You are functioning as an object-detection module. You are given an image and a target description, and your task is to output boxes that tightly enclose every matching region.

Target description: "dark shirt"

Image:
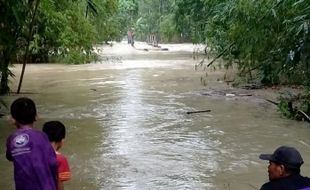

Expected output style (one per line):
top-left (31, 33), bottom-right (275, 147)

top-left (260, 174), bottom-right (310, 190)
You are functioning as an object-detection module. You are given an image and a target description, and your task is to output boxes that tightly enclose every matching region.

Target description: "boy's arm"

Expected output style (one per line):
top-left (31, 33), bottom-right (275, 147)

top-left (6, 137), bottom-right (13, 161)
top-left (58, 154), bottom-right (71, 181)
top-left (58, 180), bottom-right (64, 190)
top-left (6, 149), bottom-right (13, 161)
top-left (57, 154), bottom-right (71, 190)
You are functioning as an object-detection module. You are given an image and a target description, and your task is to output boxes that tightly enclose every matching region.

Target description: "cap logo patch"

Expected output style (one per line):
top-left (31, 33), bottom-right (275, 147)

top-left (14, 134), bottom-right (29, 148)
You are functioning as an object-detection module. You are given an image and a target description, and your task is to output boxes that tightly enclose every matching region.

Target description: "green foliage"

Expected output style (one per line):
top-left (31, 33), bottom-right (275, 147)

top-left (135, 17), bottom-right (149, 40)
top-left (174, 0), bottom-right (310, 87)
top-left (0, 0), bottom-right (35, 94)
top-left (174, 0), bottom-right (207, 43)
top-left (37, 0), bottom-right (99, 62)
top-left (6, 0), bottom-right (123, 65)
top-left (172, 0), bottom-right (310, 121)
top-left (86, 0), bottom-right (98, 17)
top-left (159, 14), bottom-right (178, 42)
top-left (0, 97), bottom-right (7, 117)
top-left (117, 0), bottom-right (139, 32)
top-left (61, 49), bottom-right (99, 64)
top-left (90, 0), bottom-right (122, 42)
top-left (134, 0), bottom-right (178, 42)
top-left (0, 0), bottom-right (123, 94)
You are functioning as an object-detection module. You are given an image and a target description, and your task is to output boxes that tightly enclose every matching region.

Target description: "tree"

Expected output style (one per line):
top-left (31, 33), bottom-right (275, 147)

top-left (1, 0), bottom-right (123, 94)
top-left (17, 0), bottom-right (41, 94)
top-left (133, 0), bottom-right (194, 43)
top-left (173, 0), bottom-right (310, 120)
top-left (0, 0), bottom-right (31, 94)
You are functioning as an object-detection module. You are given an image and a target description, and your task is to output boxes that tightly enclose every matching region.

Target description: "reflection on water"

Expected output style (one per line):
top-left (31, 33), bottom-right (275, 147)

top-left (0, 43), bottom-right (310, 190)
top-left (90, 69), bottom-right (221, 189)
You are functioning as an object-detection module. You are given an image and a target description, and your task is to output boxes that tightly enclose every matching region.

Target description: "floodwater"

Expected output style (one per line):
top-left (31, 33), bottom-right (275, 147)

top-left (0, 42), bottom-right (310, 190)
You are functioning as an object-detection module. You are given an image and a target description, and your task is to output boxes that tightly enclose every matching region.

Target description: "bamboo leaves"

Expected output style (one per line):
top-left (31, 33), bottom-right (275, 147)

top-left (175, 0), bottom-right (310, 86)
top-left (86, 0), bottom-right (97, 18)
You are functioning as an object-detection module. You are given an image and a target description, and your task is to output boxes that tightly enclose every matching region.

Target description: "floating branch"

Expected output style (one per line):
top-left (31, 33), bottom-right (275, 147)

top-left (186, 110), bottom-right (211, 114)
top-left (265, 99), bottom-right (279, 105)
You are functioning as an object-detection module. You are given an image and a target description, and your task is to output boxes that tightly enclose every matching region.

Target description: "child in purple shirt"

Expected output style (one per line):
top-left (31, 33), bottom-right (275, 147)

top-left (6, 97), bottom-right (58, 190)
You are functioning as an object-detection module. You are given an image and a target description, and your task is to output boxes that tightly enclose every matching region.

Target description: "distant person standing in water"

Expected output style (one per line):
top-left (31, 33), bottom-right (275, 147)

top-left (131, 30), bottom-right (135, 47)
top-left (259, 146), bottom-right (310, 190)
top-left (43, 121), bottom-right (71, 190)
top-left (6, 97), bottom-right (57, 190)
top-left (127, 30), bottom-right (132, 44)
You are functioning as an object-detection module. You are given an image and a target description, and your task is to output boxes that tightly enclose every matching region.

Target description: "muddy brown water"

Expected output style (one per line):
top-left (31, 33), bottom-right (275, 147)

top-left (0, 42), bottom-right (310, 190)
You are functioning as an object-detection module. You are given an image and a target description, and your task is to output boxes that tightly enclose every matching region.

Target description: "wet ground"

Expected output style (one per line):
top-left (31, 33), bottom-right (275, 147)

top-left (0, 41), bottom-right (310, 190)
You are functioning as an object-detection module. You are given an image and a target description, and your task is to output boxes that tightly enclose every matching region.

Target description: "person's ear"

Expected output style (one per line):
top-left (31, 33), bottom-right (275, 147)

top-left (55, 141), bottom-right (62, 151)
top-left (58, 139), bottom-right (65, 149)
top-left (279, 164), bottom-right (286, 176)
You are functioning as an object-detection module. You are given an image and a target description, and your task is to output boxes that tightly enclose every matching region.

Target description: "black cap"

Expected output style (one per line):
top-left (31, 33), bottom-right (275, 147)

top-left (259, 146), bottom-right (304, 169)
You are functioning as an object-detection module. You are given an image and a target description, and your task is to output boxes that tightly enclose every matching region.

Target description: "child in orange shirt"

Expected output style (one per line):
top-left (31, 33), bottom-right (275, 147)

top-left (43, 121), bottom-right (71, 190)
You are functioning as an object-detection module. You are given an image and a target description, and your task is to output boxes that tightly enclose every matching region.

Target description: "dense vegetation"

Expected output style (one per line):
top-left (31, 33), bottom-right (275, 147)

top-left (171, 0), bottom-right (310, 121)
top-left (135, 0), bottom-right (310, 121)
top-left (1, 0), bottom-right (310, 120)
top-left (0, 0), bottom-right (137, 94)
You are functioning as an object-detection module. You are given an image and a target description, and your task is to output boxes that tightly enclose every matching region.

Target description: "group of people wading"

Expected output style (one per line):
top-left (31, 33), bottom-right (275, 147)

top-left (127, 29), bottom-right (159, 48)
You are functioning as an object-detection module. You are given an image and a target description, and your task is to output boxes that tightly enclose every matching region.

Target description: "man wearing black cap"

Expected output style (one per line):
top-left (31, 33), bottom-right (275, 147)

top-left (259, 146), bottom-right (310, 190)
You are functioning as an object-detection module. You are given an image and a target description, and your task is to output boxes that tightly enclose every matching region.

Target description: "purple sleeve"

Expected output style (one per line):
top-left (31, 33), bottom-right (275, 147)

top-left (43, 134), bottom-right (58, 183)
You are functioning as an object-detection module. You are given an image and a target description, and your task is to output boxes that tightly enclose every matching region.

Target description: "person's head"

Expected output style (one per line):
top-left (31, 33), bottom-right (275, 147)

top-left (43, 121), bottom-right (66, 150)
top-left (259, 146), bottom-right (304, 181)
top-left (10, 97), bottom-right (37, 127)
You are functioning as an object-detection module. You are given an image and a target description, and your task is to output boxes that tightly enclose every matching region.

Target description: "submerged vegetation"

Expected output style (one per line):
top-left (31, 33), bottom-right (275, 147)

top-left (278, 89), bottom-right (310, 122)
top-left (172, 0), bottom-right (310, 121)
top-left (0, 0), bottom-right (309, 120)
top-left (136, 0), bottom-right (310, 121)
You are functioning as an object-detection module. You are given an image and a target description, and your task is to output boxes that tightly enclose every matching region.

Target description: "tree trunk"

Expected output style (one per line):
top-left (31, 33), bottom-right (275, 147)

top-left (17, 0), bottom-right (41, 94)
top-left (0, 49), bottom-right (11, 95)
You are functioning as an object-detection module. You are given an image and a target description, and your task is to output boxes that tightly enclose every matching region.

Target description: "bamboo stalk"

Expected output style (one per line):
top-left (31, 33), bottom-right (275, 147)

top-left (298, 110), bottom-right (310, 122)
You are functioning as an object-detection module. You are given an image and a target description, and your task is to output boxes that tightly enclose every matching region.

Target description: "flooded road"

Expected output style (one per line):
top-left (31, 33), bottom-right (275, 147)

top-left (0, 42), bottom-right (310, 190)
